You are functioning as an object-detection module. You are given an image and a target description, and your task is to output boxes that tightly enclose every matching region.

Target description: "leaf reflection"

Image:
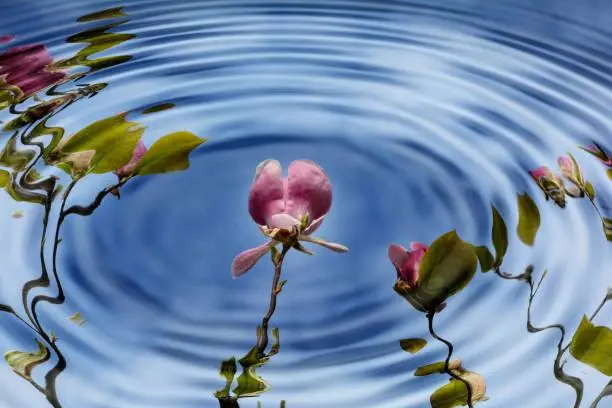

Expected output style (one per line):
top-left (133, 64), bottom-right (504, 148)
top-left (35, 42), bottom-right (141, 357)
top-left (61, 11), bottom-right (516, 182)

top-left (0, 6), bottom-right (199, 408)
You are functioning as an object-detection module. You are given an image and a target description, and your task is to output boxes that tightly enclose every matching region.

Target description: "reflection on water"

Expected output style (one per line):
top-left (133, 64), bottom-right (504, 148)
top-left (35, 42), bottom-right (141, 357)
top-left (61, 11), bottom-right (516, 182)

top-left (0, 6), bottom-right (204, 408)
top-left (0, 1), bottom-right (611, 408)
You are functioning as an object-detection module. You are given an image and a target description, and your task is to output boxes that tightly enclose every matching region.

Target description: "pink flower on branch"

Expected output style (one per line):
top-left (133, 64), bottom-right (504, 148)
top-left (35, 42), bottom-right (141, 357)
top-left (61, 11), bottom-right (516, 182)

top-left (581, 142), bottom-right (612, 167)
top-left (0, 43), bottom-right (66, 99)
top-left (115, 139), bottom-right (147, 178)
top-left (388, 242), bottom-right (428, 289)
top-left (232, 159), bottom-right (348, 278)
top-left (529, 165), bottom-right (567, 208)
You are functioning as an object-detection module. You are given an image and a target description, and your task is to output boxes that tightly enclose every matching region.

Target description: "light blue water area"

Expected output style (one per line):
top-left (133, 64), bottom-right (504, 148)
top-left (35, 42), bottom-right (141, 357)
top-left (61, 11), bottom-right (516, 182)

top-left (0, 1), bottom-right (611, 407)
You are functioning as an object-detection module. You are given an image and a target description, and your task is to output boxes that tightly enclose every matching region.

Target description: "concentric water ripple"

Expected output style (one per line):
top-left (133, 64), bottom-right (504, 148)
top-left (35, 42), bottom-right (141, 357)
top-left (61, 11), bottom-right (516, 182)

top-left (0, 1), bottom-right (611, 407)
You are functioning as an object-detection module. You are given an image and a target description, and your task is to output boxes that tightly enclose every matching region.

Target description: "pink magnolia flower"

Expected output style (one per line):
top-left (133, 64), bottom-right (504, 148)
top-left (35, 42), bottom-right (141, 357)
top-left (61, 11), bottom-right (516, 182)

top-left (529, 166), bottom-right (555, 183)
top-left (389, 241), bottom-right (446, 313)
top-left (558, 155), bottom-right (584, 186)
top-left (388, 242), bottom-right (427, 288)
top-left (529, 165), bottom-right (566, 208)
top-left (115, 139), bottom-right (147, 178)
top-left (0, 43), bottom-right (66, 99)
top-left (231, 159), bottom-right (348, 278)
top-left (581, 142), bottom-right (612, 167)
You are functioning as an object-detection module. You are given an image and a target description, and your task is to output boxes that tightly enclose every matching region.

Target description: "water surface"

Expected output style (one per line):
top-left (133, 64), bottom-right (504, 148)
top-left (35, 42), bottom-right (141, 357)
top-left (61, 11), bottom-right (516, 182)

top-left (0, 1), bottom-right (611, 407)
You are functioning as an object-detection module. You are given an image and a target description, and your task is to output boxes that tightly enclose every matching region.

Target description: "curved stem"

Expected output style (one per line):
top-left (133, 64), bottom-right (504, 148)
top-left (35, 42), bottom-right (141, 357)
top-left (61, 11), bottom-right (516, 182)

top-left (591, 379), bottom-right (612, 408)
top-left (29, 179), bottom-right (78, 331)
top-left (63, 177), bottom-right (130, 217)
top-left (26, 180), bottom-right (78, 408)
top-left (495, 268), bottom-right (583, 406)
top-left (426, 311), bottom-right (474, 408)
top-left (257, 245), bottom-right (290, 353)
top-left (523, 274), bottom-right (583, 407)
top-left (587, 196), bottom-right (604, 221)
top-left (21, 191), bottom-right (54, 333)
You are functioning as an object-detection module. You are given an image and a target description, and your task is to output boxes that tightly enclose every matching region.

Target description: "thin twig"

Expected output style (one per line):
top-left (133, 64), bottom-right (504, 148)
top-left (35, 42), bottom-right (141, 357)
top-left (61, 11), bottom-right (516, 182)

top-left (426, 311), bottom-right (474, 408)
top-left (257, 245), bottom-right (290, 353)
top-left (591, 379), bottom-right (612, 408)
top-left (29, 179), bottom-right (78, 331)
top-left (63, 177), bottom-right (130, 217)
top-left (525, 275), bottom-right (584, 408)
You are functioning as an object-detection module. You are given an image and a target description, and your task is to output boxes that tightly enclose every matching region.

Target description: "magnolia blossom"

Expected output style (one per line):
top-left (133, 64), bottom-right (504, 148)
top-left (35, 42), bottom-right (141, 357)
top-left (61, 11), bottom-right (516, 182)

top-left (558, 156), bottom-right (576, 180)
top-left (115, 139), bottom-right (147, 178)
top-left (0, 44), bottom-right (66, 99)
top-left (388, 242), bottom-right (427, 288)
top-left (232, 159), bottom-right (347, 278)
top-left (389, 241), bottom-right (446, 313)
top-left (529, 165), bottom-right (566, 208)
top-left (50, 137), bottom-right (147, 179)
top-left (581, 143), bottom-right (612, 167)
top-left (558, 155), bottom-right (587, 199)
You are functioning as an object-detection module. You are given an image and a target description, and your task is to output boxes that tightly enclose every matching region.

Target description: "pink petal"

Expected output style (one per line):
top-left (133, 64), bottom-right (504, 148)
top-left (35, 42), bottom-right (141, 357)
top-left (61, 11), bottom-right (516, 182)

top-left (410, 242), bottom-right (428, 251)
top-left (231, 241), bottom-right (275, 278)
top-left (388, 244), bottom-right (409, 272)
top-left (15, 70), bottom-right (66, 96)
top-left (302, 215), bottom-right (325, 235)
top-left (268, 213), bottom-right (300, 229)
top-left (299, 235), bottom-right (348, 253)
top-left (286, 160), bottom-right (332, 222)
top-left (248, 159), bottom-right (285, 226)
top-left (116, 139), bottom-right (147, 177)
top-left (401, 247), bottom-right (426, 284)
top-left (0, 44), bottom-right (65, 97)
top-left (557, 156), bottom-right (573, 175)
top-left (583, 144), bottom-right (612, 166)
top-left (529, 166), bottom-right (551, 181)
top-left (0, 35), bottom-right (14, 44)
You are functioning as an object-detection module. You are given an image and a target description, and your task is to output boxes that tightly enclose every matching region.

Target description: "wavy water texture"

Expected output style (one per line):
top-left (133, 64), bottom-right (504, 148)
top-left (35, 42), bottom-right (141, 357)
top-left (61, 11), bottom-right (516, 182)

top-left (0, 1), bottom-right (612, 407)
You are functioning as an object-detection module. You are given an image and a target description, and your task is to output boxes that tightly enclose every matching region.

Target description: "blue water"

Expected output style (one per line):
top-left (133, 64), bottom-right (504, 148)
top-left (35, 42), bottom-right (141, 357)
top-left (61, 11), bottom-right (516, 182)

top-left (0, 1), bottom-right (611, 407)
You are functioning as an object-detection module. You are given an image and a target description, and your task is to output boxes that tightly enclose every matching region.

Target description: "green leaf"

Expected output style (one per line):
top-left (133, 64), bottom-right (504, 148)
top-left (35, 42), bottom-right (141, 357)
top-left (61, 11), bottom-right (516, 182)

top-left (69, 312), bottom-right (87, 327)
top-left (58, 113), bottom-right (144, 174)
top-left (214, 357), bottom-right (237, 399)
top-left (569, 315), bottom-right (612, 376)
top-left (584, 181), bottom-right (596, 201)
top-left (220, 357), bottom-right (237, 381)
top-left (275, 280), bottom-right (287, 295)
top-left (475, 246), bottom-right (494, 273)
top-left (134, 131), bottom-right (205, 175)
top-left (24, 168), bottom-right (41, 183)
top-left (77, 6), bottom-right (127, 22)
top-left (142, 103), bottom-right (175, 115)
top-left (0, 135), bottom-right (36, 172)
top-left (410, 231), bottom-right (478, 311)
top-left (2, 99), bottom-right (64, 132)
top-left (603, 218), bottom-right (612, 242)
top-left (491, 206), bottom-right (508, 267)
top-left (54, 21), bottom-right (136, 73)
top-left (0, 169), bottom-right (10, 188)
top-left (516, 193), bottom-right (541, 246)
top-left (233, 358), bottom-right (270, 398)
top-left (269, 327), bottom-right (280, 357)
top-left (4, 339), bottom-right (50, 380)
top-left (568, 153), bottom-right (584, 185)
top-left (415, 359), bottom-right (462, 376)
top-left (430, 370), bottom-right (488, 408)
top-left (399, 338), bottom-right (427, 354)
